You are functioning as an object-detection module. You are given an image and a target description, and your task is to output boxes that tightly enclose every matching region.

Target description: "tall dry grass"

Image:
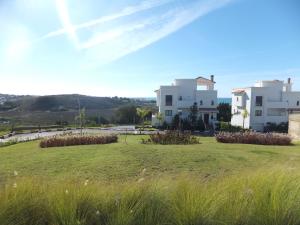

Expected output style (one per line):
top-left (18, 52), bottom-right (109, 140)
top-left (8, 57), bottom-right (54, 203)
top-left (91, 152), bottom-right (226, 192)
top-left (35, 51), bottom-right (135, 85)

top-left (1, 169), bottom-right (300, 225)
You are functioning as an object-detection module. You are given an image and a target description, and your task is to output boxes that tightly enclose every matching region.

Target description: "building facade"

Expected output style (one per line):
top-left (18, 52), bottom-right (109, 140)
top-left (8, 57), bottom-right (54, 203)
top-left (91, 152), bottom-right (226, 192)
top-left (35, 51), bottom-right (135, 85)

top-left (152, 76), bottom-right (218, 127)
top-left (231, 78), bottom-right (300, 131)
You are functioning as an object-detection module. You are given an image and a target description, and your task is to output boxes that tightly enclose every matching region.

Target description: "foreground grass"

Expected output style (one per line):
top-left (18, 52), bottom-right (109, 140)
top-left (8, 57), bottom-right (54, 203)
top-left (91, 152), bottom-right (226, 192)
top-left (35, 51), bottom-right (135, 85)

top-left (1, 169), bottom-right (300, 225)
top-left (0, 135), bottom-right (300, 183)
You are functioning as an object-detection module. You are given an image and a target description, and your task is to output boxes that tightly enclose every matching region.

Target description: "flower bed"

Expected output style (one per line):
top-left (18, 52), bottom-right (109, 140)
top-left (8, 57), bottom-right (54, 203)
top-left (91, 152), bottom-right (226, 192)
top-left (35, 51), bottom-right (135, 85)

top-left (216, 131), bottom-right (291, 145)
top-left (40, 134), bottom-right (118, 148)
top-left (143, 131), bottom-right (200, 145)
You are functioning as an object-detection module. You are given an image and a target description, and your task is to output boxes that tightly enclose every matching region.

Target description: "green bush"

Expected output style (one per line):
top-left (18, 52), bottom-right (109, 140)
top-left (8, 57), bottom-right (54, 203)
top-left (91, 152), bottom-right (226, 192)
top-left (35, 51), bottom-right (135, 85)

top-left (217, 121), bottom-right (245, 132)
top-left (1, 169), bottom-right (300, 225)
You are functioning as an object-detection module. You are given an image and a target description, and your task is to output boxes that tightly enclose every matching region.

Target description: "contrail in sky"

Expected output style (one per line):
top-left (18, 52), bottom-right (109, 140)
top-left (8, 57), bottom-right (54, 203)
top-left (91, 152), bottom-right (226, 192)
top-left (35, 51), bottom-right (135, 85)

top-left (40, 0), bottom-right (174, 40)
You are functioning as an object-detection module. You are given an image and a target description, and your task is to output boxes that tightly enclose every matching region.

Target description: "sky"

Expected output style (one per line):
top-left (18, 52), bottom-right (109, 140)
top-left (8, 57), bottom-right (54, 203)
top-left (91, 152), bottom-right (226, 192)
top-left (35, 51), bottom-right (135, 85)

top-left (0, 0), bottom-right (299, 97)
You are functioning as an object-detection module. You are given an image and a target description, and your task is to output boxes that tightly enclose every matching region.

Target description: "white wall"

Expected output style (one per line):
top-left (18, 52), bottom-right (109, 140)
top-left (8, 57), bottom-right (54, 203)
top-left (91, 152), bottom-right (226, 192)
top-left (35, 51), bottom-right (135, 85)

top-left (283, 92), bottom-right (300, 109)
top-left (196, 90), bottom-right (217, 108)
top-left (159, 86), bottom-right (179, 123)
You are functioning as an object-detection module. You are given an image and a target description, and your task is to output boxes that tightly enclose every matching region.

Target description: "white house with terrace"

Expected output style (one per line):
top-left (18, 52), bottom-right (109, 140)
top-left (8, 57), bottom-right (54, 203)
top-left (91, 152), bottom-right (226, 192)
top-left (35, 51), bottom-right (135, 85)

top-left (231, 78), bottom-right (300, 131)
top-left (152, 76), bottom-right (218, 127)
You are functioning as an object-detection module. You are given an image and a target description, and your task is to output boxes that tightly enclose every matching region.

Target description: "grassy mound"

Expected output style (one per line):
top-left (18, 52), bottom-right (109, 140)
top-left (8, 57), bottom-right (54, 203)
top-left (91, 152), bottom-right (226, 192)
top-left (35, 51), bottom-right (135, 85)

top-left (1, 169), bottom-right (300, 225)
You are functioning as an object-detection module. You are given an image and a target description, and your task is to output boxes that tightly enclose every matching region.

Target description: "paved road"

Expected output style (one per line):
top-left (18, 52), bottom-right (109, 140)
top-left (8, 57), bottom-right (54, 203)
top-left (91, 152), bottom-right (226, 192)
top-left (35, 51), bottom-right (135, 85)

top-left (0, 126), bottom-right (157, 143)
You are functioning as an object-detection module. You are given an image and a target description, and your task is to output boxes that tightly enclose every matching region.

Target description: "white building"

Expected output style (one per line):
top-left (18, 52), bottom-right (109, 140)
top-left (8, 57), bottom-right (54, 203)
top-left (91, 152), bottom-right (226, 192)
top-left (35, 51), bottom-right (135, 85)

top-left (152, 76), bottom-right (218, 127)
top-left (231, 78), bottom-right (300, 131)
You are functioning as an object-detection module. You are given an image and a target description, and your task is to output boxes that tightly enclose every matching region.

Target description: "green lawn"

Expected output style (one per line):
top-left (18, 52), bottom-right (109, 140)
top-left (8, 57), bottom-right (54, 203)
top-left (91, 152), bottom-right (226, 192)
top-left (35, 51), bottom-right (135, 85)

top-left (0, 135), bottom-right (299, 183)
top-left (2, 135), bottom-right (300, 225)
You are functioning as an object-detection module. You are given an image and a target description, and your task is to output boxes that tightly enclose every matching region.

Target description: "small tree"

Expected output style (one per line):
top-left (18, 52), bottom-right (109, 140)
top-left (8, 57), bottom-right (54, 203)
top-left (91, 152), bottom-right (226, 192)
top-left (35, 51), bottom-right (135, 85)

top-left (217, 103), bottom-right (232, 123)
top-left (171, 114), bottom-right (180, 130)
top-left (75, 108), bottom-right (86, 135)
top-left (188, 102), bottom-right (198, 131)
top-left (196, 118), bottom-right (205, 131)
top-left (242, 109), bottom-right (249, 129)
top-left (156, 112), bottom-right (164, 127)
top-left (137, 107), bottom-right (150, 132)
top-left (115, 105), bottom-right (137, 124)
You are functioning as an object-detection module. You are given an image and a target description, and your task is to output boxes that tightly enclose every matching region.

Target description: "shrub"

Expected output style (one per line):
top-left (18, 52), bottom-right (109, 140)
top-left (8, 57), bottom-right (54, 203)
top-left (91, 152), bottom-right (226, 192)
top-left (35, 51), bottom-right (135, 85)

top-left (216, 131), bottom-right (291, 145)
top-left (216, 121), bottom-right (245, 132)
top-left (196, 118), bottom-right (205, 131)
top-left (143, 131), bottom-right (200, 145)
top-left (264, 122), bottom-right (288, 133)
top-left (40, 134), bottom-right (118, 148)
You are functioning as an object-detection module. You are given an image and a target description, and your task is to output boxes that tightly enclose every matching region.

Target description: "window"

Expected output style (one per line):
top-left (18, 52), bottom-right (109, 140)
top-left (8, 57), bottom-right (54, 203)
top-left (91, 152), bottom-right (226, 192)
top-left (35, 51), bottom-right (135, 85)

top-left (211, 100), bottom-right (215, 106)
top-left (255, 110), bottom-right (262, 116)
top-left (178, 96), bottom-right (182, 101)
top-left (200, 100), bottom-right (203, 105)
top-left (211, 114), bottom-right (214, 119)
top-left (165, 95), bottom-right (172, 106)
top-left (236, 97), bottom-right (239, 102)
top-left (297, 101), bottom-right (299, 106)
top-left (255, 96), bottom-right (263, 106)
top-left (165, 110), bottom-right (172, 117)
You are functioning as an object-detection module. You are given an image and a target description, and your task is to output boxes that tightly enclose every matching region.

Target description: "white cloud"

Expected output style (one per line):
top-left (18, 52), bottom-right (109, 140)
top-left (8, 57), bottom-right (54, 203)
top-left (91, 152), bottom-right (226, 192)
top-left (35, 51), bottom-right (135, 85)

top-left (38, 0), bottom-right (234, 66)
top-left (81, 0), bottom-right (235, 66)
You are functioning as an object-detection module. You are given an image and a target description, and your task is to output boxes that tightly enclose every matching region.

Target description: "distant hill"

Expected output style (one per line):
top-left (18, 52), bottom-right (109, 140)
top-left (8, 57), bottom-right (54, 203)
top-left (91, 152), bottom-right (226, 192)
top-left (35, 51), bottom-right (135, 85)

top-left (0, 94), bottom-right (155, 126)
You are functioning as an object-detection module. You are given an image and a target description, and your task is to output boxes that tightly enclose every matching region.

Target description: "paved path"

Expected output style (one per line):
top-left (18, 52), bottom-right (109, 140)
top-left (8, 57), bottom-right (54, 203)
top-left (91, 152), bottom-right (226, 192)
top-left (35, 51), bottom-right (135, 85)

top-left (0, 126), bottom-right (157, 143)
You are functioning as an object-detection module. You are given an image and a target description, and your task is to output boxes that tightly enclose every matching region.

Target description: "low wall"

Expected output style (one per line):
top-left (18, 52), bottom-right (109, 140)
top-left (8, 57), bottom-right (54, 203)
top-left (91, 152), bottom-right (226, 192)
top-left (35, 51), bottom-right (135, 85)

top-left (289, 114), bottom-right (300, 140)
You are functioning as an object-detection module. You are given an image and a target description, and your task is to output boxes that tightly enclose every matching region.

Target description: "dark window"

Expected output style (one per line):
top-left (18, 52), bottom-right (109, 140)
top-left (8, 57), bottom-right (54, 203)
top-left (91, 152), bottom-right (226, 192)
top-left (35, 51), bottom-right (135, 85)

top-left (255, 110), bottom-right (262, 116)
top-left (211, 114), bottom-right (214, 119)
top-left (165, 110), bottom-right (172, 117)
top-left (297, 101), bottom-right (299, 106)
top-left (236, 97), bottom-right (239, 102)
top-left (165, 95), bottom-right (172, 106)
top-left (200, 100), bottom-right (203, 105)
top-left (211, 100), bottom-right (215, 106)
top-left (255, 96), bottom-right (263, 106)
top-left (178, 96), bottom-right (182, 101)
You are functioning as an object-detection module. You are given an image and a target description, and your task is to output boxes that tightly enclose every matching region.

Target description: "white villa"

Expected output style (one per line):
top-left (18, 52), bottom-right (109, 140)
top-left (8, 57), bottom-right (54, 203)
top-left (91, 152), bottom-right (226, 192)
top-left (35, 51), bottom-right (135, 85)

top-left (231, 78), bottom-right (300, 131)
top-left (152, 76), bottom-right (218, 127)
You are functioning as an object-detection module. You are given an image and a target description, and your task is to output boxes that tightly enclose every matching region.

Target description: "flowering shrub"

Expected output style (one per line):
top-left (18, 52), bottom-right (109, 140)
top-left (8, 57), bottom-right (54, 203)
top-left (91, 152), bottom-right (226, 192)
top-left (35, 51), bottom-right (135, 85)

top-left (216, 131), bottom-right (291, 145)
top-left (40, 134), bottom-right (118, 148)
top-left (143, 131), bottom-right (200, 145)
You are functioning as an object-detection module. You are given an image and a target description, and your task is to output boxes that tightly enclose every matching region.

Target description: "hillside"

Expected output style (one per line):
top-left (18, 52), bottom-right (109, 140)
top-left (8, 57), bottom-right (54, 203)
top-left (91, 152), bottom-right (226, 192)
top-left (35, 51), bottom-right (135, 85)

top-left (0, 94), bottom-right (156, 126)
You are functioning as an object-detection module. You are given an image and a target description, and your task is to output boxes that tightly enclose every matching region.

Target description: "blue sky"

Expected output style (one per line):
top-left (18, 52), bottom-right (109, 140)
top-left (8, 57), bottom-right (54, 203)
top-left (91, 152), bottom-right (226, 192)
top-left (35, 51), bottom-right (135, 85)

top-left (0, 0), bottom-right (299, 97)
